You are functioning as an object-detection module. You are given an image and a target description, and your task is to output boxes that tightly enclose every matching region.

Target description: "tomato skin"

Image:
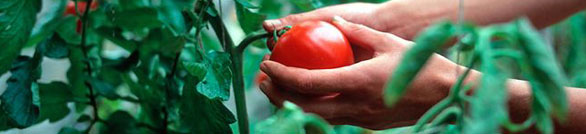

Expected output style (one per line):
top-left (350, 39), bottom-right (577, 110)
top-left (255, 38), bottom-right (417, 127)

top-left (270, 21), bottom-right (354, 69)
top-left (64, 1), bottom-right (98, 15)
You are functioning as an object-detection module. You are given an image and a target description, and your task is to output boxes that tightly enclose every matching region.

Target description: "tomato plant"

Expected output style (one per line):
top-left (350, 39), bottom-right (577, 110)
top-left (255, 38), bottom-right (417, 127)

top-left (270, 21), bottom-right (355, 69)
top-left (0, 0), bottom-right (584, 134)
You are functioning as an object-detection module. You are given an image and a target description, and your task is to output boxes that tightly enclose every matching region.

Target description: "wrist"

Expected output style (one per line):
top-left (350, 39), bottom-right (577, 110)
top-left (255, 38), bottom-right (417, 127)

top-left (374, 0), bottom-right (459, 39)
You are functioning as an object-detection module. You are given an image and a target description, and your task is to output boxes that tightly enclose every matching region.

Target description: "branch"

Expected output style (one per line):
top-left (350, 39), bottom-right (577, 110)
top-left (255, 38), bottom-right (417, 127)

top-left (79, 0), bottom-right (99, 133)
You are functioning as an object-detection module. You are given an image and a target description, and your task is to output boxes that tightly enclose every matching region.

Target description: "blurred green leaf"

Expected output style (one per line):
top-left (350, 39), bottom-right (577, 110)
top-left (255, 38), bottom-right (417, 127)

top-left (95, 26), bottom-right (138, 51)
top-left (37, 34), bottom-right (70, 59)
top-left (0, 55), bottom-right (42, 128)
top-left (56, 16), bottom-right (81, 45)
top-left (37, 82), bottom-right (73, 123)
top-left (58, 127), bottom-right (83, 134)
top-left (255, 101), bottom-right (334, 134)
top-left (290, 0), bottom-right (323, 11)
top-left (182, 61), bottom-right (207, 80)
top-left (67, 46), bottom-right (89, 113)
top-left (102, 110), bottom-right (154, 134)
top-left (196, 51), bottom-right (232, 101)
top-left (76, 114), bottom-right (91, 122)
top-left (179, 76), bottom-right (235, 133)
top-left (26, 0), bottom-right (68, 47)
top-left (108, 7), bottom-right (163, 31)
top-left (91, 79), bottom-right (120, 100)
top-left (235, 1), bottom-right (266, 34)
top-left (0, 0), bottom-right (41, 75)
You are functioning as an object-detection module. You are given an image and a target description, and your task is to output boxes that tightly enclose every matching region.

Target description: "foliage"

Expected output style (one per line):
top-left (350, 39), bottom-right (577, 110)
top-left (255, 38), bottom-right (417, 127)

top-left (0, 0), bottom-right (584, 134)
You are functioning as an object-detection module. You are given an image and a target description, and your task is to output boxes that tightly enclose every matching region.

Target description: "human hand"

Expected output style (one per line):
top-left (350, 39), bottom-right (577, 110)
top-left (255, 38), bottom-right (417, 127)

top-left (259, 16), bottom-right (461, 130)
top-left (263, 3), bottom-right (386, 50)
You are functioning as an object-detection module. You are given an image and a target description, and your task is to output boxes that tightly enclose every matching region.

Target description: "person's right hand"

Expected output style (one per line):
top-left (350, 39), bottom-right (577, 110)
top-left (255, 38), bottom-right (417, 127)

top-left (263, 3), bottom-right (386, 49)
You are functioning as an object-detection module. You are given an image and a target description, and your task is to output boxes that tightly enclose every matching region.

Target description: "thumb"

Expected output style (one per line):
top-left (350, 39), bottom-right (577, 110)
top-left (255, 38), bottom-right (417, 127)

top-left (332, 16), bottom-right (411, 52)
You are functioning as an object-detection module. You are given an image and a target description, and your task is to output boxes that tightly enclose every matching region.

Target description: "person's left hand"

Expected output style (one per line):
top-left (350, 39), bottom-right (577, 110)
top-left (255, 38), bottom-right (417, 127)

top-left (259, 16), bottom-right (460, 130)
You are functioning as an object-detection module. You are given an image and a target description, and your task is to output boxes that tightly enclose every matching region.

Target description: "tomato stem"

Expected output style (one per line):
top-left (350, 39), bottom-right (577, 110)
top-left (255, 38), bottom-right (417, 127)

top-left (236, 32), bottom-right (270, 53)
top-left (78, 0), bottom-right (100, 133)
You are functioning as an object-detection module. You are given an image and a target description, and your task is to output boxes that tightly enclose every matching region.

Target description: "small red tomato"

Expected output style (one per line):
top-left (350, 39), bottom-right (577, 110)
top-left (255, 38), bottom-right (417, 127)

top-left (270, 21), bottom-right (354, 69)
top-left (64, 1), bottom-right (98, 15)
top-left (76, 19), bottom-right (82, 34)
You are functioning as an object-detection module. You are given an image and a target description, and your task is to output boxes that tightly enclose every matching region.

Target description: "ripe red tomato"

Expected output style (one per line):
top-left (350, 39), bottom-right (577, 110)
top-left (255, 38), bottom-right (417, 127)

top-left (65, 1), bottom-right (98, 15)
top-left (270, 21), bottom-right (354, 69)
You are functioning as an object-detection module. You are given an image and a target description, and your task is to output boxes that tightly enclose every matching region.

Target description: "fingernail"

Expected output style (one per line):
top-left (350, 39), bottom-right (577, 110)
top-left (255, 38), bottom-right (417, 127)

top-left (260, 62), bottom-right (269, 72)
top-left (264, 20), bottom-right (282, 28)
top-left (259, 81), bottom-right (268, 90)
top-left (333, 16), bottom-right (347, 24)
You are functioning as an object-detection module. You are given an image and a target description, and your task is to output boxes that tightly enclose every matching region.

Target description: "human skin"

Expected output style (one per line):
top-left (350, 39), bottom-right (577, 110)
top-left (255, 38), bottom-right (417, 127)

top-left (259, 0), bottom-right (586, 133)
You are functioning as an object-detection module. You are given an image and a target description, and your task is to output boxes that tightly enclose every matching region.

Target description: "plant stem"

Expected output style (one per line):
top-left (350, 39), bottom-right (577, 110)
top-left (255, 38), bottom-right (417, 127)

top-left (236, 32), bottom-right (270, 52)
top-left (79, 0), bottom-right (99, 133)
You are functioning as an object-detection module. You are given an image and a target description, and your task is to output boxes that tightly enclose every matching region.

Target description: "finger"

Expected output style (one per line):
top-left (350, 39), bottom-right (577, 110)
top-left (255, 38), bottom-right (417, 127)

top-left (263, 12), bottom-right (324, 32)
top-left (260, 61), bottom-right (368, 94)
top-left (332, 16), bottom-right (412, 52)
top-left (259, 80), bottom-right (343, 119)
top-left (262, 54), bottom-right (270, 61)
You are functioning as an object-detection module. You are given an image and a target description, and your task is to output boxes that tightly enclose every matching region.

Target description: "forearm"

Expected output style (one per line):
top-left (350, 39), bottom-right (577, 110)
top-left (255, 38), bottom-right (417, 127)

top-left (375, 0), bottom-right (586, 39)
top-left (507, 80), bottom-right (586, 133)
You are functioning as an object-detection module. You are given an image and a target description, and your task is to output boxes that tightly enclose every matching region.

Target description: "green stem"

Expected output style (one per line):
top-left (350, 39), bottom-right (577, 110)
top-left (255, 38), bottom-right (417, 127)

top-left (236, 32), bottom-right (270, 52)
top-left (206, 7), bottom-right (249, 134)
top-left (77, 0), bottom-right (99, 133)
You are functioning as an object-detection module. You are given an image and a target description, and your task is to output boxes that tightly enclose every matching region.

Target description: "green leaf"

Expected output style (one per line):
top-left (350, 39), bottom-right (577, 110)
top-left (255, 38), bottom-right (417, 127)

top-left (179, 76), bottom-right (236, 133)
top-left (101, 111), bottom-right (153, 134)
top-left (290, 0), bottom-right (323, 11)
top-left (76, 114), bottom-right (91, 122)
top-left (0, 0), bottom-right (42, 75)
top-left (0, 55), bottom-right (42, 128)
top-left (255, 101), bottom-right (334, 134)
top-left (118, 0), bottom-right (150, 10)
top-left (56, 16), bottom-right (81, 45)
top-left (197, 51), bottom-right (232, 101)
top-left (58, 127), bottom-right (83, 134)
top-left (108, 7), bottom-right (163, 31)
top-left (182, 61), bottom-right (207, 80)
top-left (37, 82), bottom-right (73, 123)
top-left (67, 46), bottom-right (89, 113)
top-left (158, 0), bottom-right (192, 34)
top-left (90, 79), bottom-right (120, 100)
top-left (26, 0), bottom-right (67, 47)
top-left (235, 0), bottom-right (260, 9)
top-left (95, 26), bottom-right (138, 51)
top-left (235, 1), bottom-right (266, 34)
top-left (143, 27), bottom-right (186, 56)
top-left (37, 34), bottom-right (70, 59)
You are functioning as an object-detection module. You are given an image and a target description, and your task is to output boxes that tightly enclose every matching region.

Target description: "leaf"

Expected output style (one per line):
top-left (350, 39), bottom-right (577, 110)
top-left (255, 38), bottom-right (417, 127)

top-left (158, 0), bottom-right (193, 34)
top-left (26, 0), bottom-right (68, 47)
top-left (76, 114), bottom-right (91, 122)
top-left (255, 101), bottom-right (334, 134)
top-left (37, 82), bottom-right (73, 123)
top-left (235, 1), bottom-right (266, 34)
top-left (143, 27), bottom-right (186, 56)
top-left (0, 55), bottom-right (42, 128)
top-left (95, 26), bottom-right (138, 51)
top-left (58, 127), bottom-right (83, 134)
top-left (289, 0), bottom-right (323, 11)
top-left (108, 7), bottom-right (163, 31)
top-left (179, 76), bottom-right (236, 133)
top-left (196, 51), bottom-right (232, 101)
top-left (37, 34), bottom-right (70, 59)
top-left (182, 61), bottom-right (207, 80)
top-left (0, 0), bottom-right (42, 75)
top-left (235, 0), bottom-right (260, 9)
top-left (90, 79), bottom-right (120, 100)
top-left (101, 111), bottom-right (153, 134)
top-left (67, 46), bottom-right (89, 113)
top-left (56, 16), bottom-right (81, 45)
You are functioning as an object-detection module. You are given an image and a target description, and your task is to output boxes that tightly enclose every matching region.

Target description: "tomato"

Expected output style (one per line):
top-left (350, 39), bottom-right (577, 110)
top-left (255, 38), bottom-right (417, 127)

top-left (65, 1), bottom-right (98, 15)
top-left (270, 21), bottom-right (354, 69)
top-left (254, 72), bottom-right (268, 85)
